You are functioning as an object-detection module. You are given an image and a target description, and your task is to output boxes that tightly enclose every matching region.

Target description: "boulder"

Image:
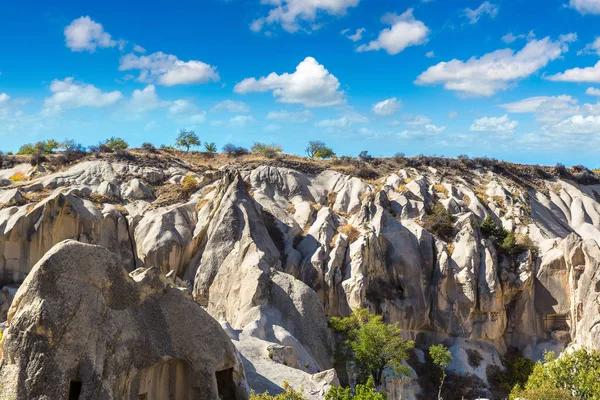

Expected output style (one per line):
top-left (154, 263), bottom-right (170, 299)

top-left (0, 240), bottom-right (248, 400)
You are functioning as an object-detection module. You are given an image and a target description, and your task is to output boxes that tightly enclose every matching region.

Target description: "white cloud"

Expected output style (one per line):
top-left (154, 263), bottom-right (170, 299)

top-left (210, 115), bottom-right (255, 128)
top-left (372, 98), bottom-right (402, 116)
top-left (416, 35), bottom-right (576, 97)
top-left (168, 99), bottom-right (206, 125)
top-left (133, 44), bottom-right (147, 54)
top-left (463, 2), bottom-right (499, 24)
top-left (315, 112), bottom-right (367, 128)
top-left (501, 30), bottom-right (535, 44)
top-left (356, 9), bottom-right (429, 55)
top-left (500, 95), bottom-right (577, 113)
top-left (341, 28), bottom-right (365, 42)
top-left (234, 57), bottom-right (344, 107)
top-left (64, 16), bottom-right (121, 52)
top-left (547, 61), bottom-right (600, 83)
top-left (119, 52), bottom-right (219, 86)
top-left (554, 114), bottom-right (600, 133)
top-left (578, 37), bottom-right (600, 55)
top-left (406, 115), bottom-right (432, 125)
top-left (266, 109), bottom-right (313, 122)
top-left (448, 111), bottom-right (458, 118)
top-left (251, 0), bottom-right (360, 33)
top-left (124, 84), bottom-right (168, 118)
top-left (586, 87), bottom-right (600, 96)
top-left (211, 100), bottom-right (250, 113)
top-left (425, 51), bottom-right (435, 58)
top-left (0, 93), bottom-right (9, 103)
top-left (569, 0), bottom-right (600, 15)
top-left (42, 78), bottom-right (122, 114)
top-left (470, 114), bottom-right (518, 132)
top-left (399, 123), bottom-right (446, 139)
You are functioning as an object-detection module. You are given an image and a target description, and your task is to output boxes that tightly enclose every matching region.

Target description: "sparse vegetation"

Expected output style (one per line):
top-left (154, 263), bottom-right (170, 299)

top-left (175, 130), bottom-right (200, 152)
top-left (223, 143), bottom-right (249, 157)
top-left (250, 381), bottom-right (306, 400)
top-left (358, 150), bottom-right (374, 162)
top-left (421, 203), bottom-right (455, 242)
top-left (338, 224), bottom-right (360, 243)
top-left (433, 183), bottom-right (449, 197)
top-left (329, 309), bottom-right (414, 385)
top-left (9, 172), bottom-right (27, 182)
top-left (181, 175), bottom-right (199, 198)
top-left (141, 142), bottom-right (156, 153)
top-left (104, 137), bottom-right (129, 151)
top-left (466, 349), bottom-right (483, 368)
top-left (306, 141), bottom-right (335, 159)
top-left (251, 142), bottom-right (283, 158)
top-left (204, 142), bottom-right (217, 155)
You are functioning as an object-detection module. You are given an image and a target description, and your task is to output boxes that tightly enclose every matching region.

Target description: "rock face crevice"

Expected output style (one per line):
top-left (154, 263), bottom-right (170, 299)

top-left (0, 240), bottom-right (248, 400)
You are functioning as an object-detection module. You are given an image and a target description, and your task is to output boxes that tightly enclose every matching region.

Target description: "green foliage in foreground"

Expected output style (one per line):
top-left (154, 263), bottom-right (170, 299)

top-left (329, 309), bottom-right (414, 386)
top-left (510, 348), bottom-right (600, 400)
top-left (326, 377), bottom-right (386, 400)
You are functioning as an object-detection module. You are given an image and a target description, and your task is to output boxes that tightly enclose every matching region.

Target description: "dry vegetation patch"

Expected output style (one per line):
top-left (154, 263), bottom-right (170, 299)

top-left (337, 224), bottom-right (360, 243)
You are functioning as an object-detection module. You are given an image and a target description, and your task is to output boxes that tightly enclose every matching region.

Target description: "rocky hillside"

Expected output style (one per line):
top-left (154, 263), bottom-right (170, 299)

top-left (0, 150), bottom-right (599, 399)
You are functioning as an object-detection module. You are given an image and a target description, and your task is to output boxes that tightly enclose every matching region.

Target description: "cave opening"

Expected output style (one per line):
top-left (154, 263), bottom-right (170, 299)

top-left (68, 379), bottom-right (82, 400)
top-left (216, 368), bottom-right (236, 400)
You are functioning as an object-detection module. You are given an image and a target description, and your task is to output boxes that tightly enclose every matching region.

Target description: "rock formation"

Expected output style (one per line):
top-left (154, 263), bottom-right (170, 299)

top-left (0, 240), bottom-right (248, 400)
top-left (1, 154), bottom-right (600, 398)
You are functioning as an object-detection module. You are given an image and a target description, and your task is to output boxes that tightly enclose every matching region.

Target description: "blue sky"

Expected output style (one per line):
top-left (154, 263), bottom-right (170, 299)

top-left (1, 0), bottom-right (600, 166)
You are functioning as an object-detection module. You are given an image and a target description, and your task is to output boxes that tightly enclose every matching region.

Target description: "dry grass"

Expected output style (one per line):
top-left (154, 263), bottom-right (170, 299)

top-left (181, 175), bottom-right (199, 197)
top-left (447, 242), bottom-right (455, 256)
top-left (308, 201), bottom-right (322, 212)
top-left (337, 224), bottom-right (361, 243)
top-left (9, 172), bottom-right (27, 182)
top-left (550, 183), bottom-right (562, 195)
top-left (491, 195), bottom-right (507, 212)
top-left (433, 183), bottom-right (449, 197)
top-left (404, 177), bottom-right (413, 184)
top-left (474, 186), bottom-right (489, 206)
top-left (286, 202), bottom-right (296, 215)
top-left (462, 194), bottom-right (472, 206)
top-left (196, 198), bottom-right (210, 212)
top-left (327, 191), bottom-right (337, 208)
top-left (329, 233), bottom-right (339, 249)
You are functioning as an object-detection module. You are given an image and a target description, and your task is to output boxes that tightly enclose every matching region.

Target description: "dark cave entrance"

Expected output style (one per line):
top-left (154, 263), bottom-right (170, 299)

top-left (68, 379), bottom-right (82, 400)
top-left (216, 368), bottom-right (236, 400)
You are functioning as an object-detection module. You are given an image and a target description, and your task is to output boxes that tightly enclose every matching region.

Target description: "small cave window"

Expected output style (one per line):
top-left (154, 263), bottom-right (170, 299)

top-left (216, 368), bottom-right (236, 400)
top-left (69, 379), bottom-right (82, 400)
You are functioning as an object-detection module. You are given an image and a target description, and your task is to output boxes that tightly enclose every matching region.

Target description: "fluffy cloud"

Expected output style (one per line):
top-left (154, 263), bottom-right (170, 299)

top-left (119, 52), bottom-right (219, 86)
top-left (399, 123), bottom-right (446, 139)
top-left (266, 109), bottom-right (313, 123)
top-left (210, 100), bottom-right (250, 113)
top-left (500, 95), bottom-right (577, 114)
top-left (251, 0), bottom-right (360, 33)
top-left (168, 99), bottom-right (206, 125)
top-left (416, 35), bottom-right (576, 96)
top-left (43, 78), bottom-right (122, 114)
top-left (569, 0), bottom-right (600, 15)
top-left (210, 115), bottom-right (255, 128)
top-left (133, 44), bottom-right (147, 54)
top-left (547, 61), bottom-right (600, 83)
top-left (425, 51), bottom-right (435, 58)
top-left (586, 87), bottom-right (600, 96)
top-left (406, 115), bottom-right (432, 125)
top-left (578, 37), bottom-right (600, 55)
top-left (64, 16), bottom-right (122, 52)
top-left (356, 9), bottom-right (429, 55)
top-left (123, 85), bottom-right (168, 119)
top-left (0, 93), bottom-right (9, 103)
top-left (553, 115), bottom-right (600, 134)
top-left (341, 28), bottom-right (365, 42)
top-left (234, 57), bottom-right (344, 107)
top-left (372, 98), bottom-right (402, 116)
top-left (470, 115), bottom-right (518, 132)
top-left (463, 2), bottom-right (499, 24)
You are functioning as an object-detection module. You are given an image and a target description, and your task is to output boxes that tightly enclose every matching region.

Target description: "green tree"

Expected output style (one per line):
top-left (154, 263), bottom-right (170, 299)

top-left (326, 377), bottom-right (386, 400)
top-left (251, 142), bottom-right (282, 158)
top-left (43, 139), bottom-right (60, 153)
top-left (510, 348), bottom-right (600, 400)
top-left (306, 141), bottom-right (335, 159)
top-left (429, 344), bottom-right (453, 400)
top-left (204, 142), bottom-right (217, 154)
top-left (329, 309), bottom-right (414, 386)
top-left (105, 137), bottom-right (128, 150)
top-left (175, 129), bottom-right (201, 152)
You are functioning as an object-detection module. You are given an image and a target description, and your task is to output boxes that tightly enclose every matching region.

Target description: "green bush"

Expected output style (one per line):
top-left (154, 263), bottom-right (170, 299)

top-left (479, 216), bottom-right (528, 255)
top-left (421, 203), bottom-right (455, 241)
top-left (105, 137), bottom-right (128, 150)
top-left (250, 382), bottom-right (306, 400)
top-left (329, 309), bottom-right (414, 385)
top-left (510, 348), bottom-right (600, 399)
top-left (251, 142), bottom-right (282, 158)
top-left (326, 377), bottom-right (386, 400)
top-left (306, 141), bottom-right (335, 159)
